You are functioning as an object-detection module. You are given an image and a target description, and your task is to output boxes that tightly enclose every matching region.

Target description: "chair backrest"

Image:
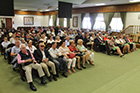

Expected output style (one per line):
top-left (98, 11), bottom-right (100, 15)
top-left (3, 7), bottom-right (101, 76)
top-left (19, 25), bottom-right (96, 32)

top-left (7, 43), bottom-right (15, 49)
top-left (45, 43), bottom-right (52, 50)
top-left (105, 40), bottom-right (111, 55)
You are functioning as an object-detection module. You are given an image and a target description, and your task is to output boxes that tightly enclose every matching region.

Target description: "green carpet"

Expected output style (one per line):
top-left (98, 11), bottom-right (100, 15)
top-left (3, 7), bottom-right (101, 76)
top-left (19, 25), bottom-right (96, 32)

top-left (0, 49), bottom-right (140, 93)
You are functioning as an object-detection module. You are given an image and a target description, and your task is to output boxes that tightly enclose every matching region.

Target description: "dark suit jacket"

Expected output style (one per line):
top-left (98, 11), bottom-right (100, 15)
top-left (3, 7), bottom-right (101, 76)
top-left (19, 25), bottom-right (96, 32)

top-left (94, 38), bottom-right (102, 46)
top-left (34, 49), bottom-right (53, 63)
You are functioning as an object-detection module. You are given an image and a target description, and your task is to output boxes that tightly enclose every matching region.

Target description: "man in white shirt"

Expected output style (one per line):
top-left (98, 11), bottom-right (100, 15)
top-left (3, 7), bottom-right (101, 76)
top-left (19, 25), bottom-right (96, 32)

top-left (49, 42), bottom-right (68, 78)
top-left (1, 37), bottom-right (11, 48)
top-left (65, 36), bottom-right (70, 46)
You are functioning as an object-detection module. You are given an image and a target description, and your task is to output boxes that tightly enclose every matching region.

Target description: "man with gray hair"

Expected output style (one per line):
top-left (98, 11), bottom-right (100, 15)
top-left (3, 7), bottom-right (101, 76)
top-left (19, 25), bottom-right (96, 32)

top-left (11, 40), bottom-right (21, 70)
top-left (17, 44), bottom-right (46, 91)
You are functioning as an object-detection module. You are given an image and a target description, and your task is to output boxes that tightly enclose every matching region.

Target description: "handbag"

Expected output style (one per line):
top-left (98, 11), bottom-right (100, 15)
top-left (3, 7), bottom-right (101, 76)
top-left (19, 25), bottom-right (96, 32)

top-left (67, 53), bottom-right (75, 59)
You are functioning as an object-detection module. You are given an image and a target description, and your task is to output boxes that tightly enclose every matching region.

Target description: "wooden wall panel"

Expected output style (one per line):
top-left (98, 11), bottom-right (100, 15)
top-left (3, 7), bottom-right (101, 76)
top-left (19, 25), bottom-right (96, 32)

top-left (14, 3), bottom-right (140, 16)
top-left (15, 10), bottom-right (44, 15)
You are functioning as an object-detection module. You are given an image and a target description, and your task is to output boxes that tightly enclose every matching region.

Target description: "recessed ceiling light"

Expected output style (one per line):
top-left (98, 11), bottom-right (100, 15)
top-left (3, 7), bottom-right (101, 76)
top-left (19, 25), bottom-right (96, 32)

top-left (39, 10), bottom-right (44, 12)
top-left (45, 9), bottom-right (50, 11)
top-left (129, 0), bottom-right (140, 2)
top-left (95, 3), bottom-right (105, 6)
top-left (21, 9), bottom-right (28, 11)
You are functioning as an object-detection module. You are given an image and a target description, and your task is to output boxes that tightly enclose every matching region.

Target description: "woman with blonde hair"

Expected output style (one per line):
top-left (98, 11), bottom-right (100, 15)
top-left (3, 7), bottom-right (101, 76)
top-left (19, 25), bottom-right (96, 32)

top-left (77, 39), bottom-right (95, 67)
top-left (68, 40), bottom-right (86, 70)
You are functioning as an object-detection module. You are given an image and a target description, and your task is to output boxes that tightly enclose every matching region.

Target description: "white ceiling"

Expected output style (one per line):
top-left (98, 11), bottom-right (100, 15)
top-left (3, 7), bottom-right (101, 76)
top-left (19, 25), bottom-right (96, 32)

top-left (14, 0), bottom-right (140, 12)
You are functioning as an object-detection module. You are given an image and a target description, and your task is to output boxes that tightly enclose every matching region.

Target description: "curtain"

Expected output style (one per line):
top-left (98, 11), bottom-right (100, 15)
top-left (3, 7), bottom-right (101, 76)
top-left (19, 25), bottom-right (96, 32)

top-left (89, 13), bottom-right (98, 30)
top-left (48, 15), bottom-right (51, 26)
top-left (81, 13), bottom-right (86, 28)
top-left (52, 15), bottom-right (57, 26)
top-left (103, 12), bottom-right (115, 31)
top-left (59, 18), bottom-right (64, 27)
top-left (67, 18), bottom-right (70, 27)
top-left (120, 12), bottom-right (127, 29)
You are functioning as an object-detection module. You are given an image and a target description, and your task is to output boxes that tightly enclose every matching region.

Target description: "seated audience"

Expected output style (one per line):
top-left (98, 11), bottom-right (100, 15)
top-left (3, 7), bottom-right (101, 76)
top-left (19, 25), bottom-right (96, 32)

top-left (10, 34), bottom-right (16, 44)
top-left (17, 44), bottom-right (46, 91)
top-left (11, 40), bottom-right (21, 70)
top-left (119, 36), bottom-right (131, 53)
top-left (108, 37), bottom-right (124, 57)
top-left (34, 43), bottom-right (57, 81)
top-left (68, 40), bottom-right (86, 70)
top-left (59, 40), bottom-right (76, 74)
top-left (49, 42), bottom-right (68, 77)
top-left (55, 36), bottom-right (61, 43)
top-left (26, 40), bottom-right (37, 54)
top-left (20, 38), bottom-right (27, 46)
top-left (77, 39), bottom-right (95, 66)
top-left (1, 37), bottom-right (11, 49)
top-left (65, 36), bottom-right (70, 46)
top-left (47, 35), bottom-right (54, 44)
top-left (40, 34), bottom-right (47, 43)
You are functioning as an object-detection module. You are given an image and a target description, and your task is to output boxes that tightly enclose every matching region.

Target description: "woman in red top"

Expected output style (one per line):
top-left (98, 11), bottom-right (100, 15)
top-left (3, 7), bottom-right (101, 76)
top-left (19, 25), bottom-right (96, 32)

top-left (103, 34), bottom-right (110, 42)
top-left (68, 40), bottom-right (86, 70)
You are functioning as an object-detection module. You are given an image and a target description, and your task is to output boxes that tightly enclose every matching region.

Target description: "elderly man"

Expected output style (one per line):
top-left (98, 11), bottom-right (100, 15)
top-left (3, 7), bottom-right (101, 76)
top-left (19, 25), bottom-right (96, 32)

top-left (11, 40), bottom-right (21, 70)
top-left (34, 43), bottom-right (57, 81)
top-left (17, 44), bottom-right (46, 91)
top-left (65, 36), bottom-right (70, 46)
top-left (49, 42), bottom-right (68, 78)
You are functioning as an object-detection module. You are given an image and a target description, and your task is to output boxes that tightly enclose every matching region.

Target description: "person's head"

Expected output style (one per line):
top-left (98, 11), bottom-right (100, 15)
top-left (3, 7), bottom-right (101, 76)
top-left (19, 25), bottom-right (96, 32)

top-left (50, 35), bottom-right (53, 40)
top-left (15, 36), bottom-right (20, 40)
top-left (15, 40), bottom-right (20, 47)
top-left (28, 40), bottom-right (32, 46)
top-left (52, 42), bottom-right (57, 49)
top-left (21, 39), bottom-right (25, 43)
top-left (56, 36), bottom-right (60, 40)
top-left (116, 36), bottom-right (119, 40)
top-left (12, 34), bottom-right (15, 38)
top-left (111, 37), bottom-right (115, 41)
top-left (77, 39), bottom-right (83, 46)
top-left (41, 34), bottom-right (45, 39)
top-left (20, 44), bottom-right (27, 53)
top-left (26, 34), bottom-right (30, 39)
top-left (96, 34), bottom-right (100, 38)
top-left (123, 34), bottom-right (126, 37)
top-left (66, 36), bottom-right (70, 41)
top-left (60, 40), bottom-right (66, 47)
top-left (121, 36), bottom-right (124, 39)
top-left (4, 37), bottom-right (8, 42)
top-left (82, 33), bottom-right (85, 37)
top-left (39, 43), bottom-right (45, 51)
top-left (70, 40), bottom-right (75, 47)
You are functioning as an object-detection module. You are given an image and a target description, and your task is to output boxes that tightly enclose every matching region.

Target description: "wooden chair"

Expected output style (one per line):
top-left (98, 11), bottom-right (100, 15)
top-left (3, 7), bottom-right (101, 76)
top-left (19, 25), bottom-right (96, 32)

top-left (7, 44), bottom-right (15, 64)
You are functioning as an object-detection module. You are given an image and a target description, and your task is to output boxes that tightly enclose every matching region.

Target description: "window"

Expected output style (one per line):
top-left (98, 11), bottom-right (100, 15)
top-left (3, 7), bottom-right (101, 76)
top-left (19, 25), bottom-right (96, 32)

top-left (82, 13), bottom-right (91, 29)
top-left (56, 18), bottom-right (67, 27)
top-left (93, 13), bottom-right (106, 31)
top-left (57, 18), bottom-right (59, 26)
top-left (64, 18), bottom-right (67, 27)
top-left (109, 13), bottom-right (123, 32)
top-left (49, 15), bottom-right (53, 26)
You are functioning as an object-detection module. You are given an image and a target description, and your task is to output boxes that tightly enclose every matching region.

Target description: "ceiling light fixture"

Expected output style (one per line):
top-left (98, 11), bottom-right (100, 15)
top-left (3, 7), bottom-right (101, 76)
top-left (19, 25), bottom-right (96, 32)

top-left (95, 3), bottom-right (105, 6)
top-left (21, 9), bottom-right (28, 11)
top-left (129, 0), bottom-right (140, 2)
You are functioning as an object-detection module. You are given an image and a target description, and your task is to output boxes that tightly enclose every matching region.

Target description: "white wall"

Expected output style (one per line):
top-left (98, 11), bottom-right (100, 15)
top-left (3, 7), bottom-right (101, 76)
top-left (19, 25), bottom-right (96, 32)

top-left (13, 14), bottom-right (49, 29)
top-left (126, 12), bottom-right (140, 27)
top-left (70, 14), bottom-right (81, 29)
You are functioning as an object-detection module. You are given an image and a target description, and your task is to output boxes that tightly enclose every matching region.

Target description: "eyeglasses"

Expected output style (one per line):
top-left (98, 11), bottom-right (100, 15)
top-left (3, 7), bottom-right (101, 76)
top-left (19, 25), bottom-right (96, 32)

top-left (41, 45), bottom-right (44, 47)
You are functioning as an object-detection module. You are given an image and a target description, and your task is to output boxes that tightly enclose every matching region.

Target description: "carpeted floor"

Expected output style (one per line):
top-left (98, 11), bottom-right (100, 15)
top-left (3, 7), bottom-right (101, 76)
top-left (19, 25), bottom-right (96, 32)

top-left (0, 49), bottom-right (140, 93)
